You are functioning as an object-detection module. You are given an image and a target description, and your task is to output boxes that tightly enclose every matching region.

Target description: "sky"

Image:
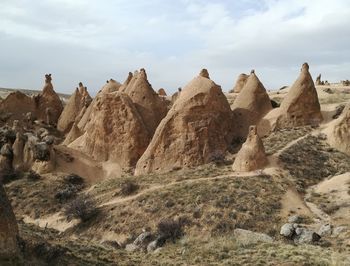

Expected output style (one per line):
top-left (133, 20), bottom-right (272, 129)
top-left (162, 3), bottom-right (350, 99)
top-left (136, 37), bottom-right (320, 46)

top-left (0, 0), bottom-right (350, 95)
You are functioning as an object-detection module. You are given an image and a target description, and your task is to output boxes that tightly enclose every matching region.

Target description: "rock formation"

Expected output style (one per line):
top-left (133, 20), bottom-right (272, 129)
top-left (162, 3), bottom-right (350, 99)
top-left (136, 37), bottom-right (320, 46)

top-left (12, 132), bottom-right (25, 171)
top-left (57, 82), bottom-right (92, 133)
top-left (124, 68), bottom-right (168, 135)
top-left (34, 74), bottom-right (63, 125)
top-left (230, 73), bottom-right (249, 93)
top-left (315, 74), bottom-right (322, 85)
top-left (158, 88), bottom-right (167, 96)
top-left (135, 69), bottom-right (235, 175)
top-left (31, 140), bottom-right (56, 174)
top-left (232, 125), bottom-right (268, 172)
top-left (0, 143), bottom-right (14, 181)
top-left (0, 183), bottom-right (19, 259)
top-left (259, 63), bottom-right (323, 135)
top-left (69, 91), bottom-right (150, 168)
top-left (100, 79), bottom-right (122, 94)
top-left (232, 70), bottom-right (272, 139)
top-left (0, 91), bottom-right (36, 123)
top-left (326, 103), bottom-right (350, 155)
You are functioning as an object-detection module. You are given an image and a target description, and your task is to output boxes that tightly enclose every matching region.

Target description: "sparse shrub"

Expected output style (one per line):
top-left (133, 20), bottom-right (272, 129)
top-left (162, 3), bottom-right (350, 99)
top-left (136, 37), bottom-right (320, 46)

top-left (64, 195), bottom-right (98, 222)
top-left (26, 170), bottom-right (41, 181)
top-left (55, 185), bottom-right (78, 203)
top-left (211, 219), bottom-right (235, 236)
top-left (63, 174), bottom-right (84, 185)
top-left (120, 180), bottom-right (139, 196)
top-left (157, 218), bottom-right (186, 242)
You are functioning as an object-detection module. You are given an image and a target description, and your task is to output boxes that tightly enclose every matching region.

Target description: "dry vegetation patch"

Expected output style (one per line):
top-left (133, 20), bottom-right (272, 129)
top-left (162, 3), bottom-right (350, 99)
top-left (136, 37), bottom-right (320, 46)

top-left (73, 173), bottom-right (286, 240)
top-left (262, 126), bottom-right (312, 155)
top-left (279, 135), bottom-right (350, 193)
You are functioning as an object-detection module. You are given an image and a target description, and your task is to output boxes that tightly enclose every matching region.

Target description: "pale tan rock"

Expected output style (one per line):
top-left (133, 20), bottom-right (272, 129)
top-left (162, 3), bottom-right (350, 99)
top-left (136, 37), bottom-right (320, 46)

top-left (0, 143), bottom-right (13, 180)
top-left (58, 82), bottom-right (92, 133)
top-left (232, 70), bottom-right (272, 139)
top-left (100, 79), bottom-right (122, 94)
top-left (0, 183), bottom-right (19, 259)
top-left (12, 132), bottom-right (25, 171)
top-left (232, 125), bottom-right (268, 172)
top-left (135, 69), bottom-right (235, 175)
top-left (326, 103), bottom-right (350, 155)
top-left (259, 63), bottom-right (323, 135)
top-left (69, 91), bottom-right (150, 168)
top-left (62, 122), bottom-right (82, 146)
top-left (34, 74), bottom-right (63, 124)
top-left (158, 88), bottom-right (167, 96)
top-left (124, 68), bottom-right (168, 135)
top-left (230, 73), bottom-right (249, 93)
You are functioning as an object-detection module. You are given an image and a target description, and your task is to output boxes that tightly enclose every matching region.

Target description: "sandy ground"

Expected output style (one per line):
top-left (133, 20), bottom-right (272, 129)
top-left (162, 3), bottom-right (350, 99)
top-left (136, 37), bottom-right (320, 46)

top-left (23, 213), bottom-right (79, 232)
top-left (313, 173), bottom-right (350, 225)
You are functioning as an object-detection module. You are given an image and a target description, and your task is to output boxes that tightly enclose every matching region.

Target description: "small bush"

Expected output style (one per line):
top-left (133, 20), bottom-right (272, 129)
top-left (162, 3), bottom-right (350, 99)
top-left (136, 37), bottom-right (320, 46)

top-left (55, 186), bottom-right (78, 203)
top-left (63, 174), bottom-right (84, 185)
top-left (120, 180), bottom-right (139, 196)
top-left (64, 195), bottom-right (98, 222)
top-left (26, 170), bottom-right (41, 181)
top-left (157, 218), bottom-right (186, 242)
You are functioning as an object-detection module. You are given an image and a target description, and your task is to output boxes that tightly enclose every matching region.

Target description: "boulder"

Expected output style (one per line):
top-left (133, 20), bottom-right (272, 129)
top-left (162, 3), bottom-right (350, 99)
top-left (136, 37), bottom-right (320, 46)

top-left (232, 70), bottom-right (272, 139)
top-left (294, 228), bottom-right (321, 245)
top-left (230, 73), bottom-right (249, 93)
top-left (233, 228), bottom-right (273, 245)
top-left (69, 91), bottom-right (150, 168)
top-left (0, 183), bottom-right (20, 259)
top-left (135, 69), bottom-right (235, 175)
top-left (232, 125), bottom-right (268, 172)
top-left (280, 223), bottom-right (295, 238)
top-left (318, 224), bottom-right (332, 236)
top-left (259, 63), bottom-right (322, 135)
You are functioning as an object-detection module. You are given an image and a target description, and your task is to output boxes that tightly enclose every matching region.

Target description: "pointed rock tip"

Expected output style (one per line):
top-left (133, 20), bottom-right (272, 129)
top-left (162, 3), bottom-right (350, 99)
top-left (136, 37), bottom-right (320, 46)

top-left (140, 68), bottom-right (147, 79)
top-left (301, 62), bottom-right (310, 72)
top-left (45, 73), bottom-right (52, 83)
top-left (199, 69), bottom-right (210, 79)
top-left (250, 69), bottom-right (255, 75)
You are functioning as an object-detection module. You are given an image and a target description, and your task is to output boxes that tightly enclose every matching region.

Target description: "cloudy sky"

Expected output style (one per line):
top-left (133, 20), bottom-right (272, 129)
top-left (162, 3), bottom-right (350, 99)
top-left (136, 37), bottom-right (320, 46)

top-left (0, 0), bottom-right (350, 95)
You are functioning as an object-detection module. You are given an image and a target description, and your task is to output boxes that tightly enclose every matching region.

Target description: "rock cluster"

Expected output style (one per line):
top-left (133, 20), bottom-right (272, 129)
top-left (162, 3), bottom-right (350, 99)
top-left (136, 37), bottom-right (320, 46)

top-left (280, 216), bottom-right (321, 245)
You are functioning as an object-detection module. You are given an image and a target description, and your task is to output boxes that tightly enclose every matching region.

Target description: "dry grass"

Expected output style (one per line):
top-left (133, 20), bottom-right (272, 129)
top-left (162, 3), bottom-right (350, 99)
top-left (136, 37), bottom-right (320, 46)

top-left (262, 126), bottom-right (312, 155)
top-left (17, 222), bottom-right (350, 266)
top-left (279, 135), bottom-right (350, 193)
top-left (72, 173), bottom-right (286, 240)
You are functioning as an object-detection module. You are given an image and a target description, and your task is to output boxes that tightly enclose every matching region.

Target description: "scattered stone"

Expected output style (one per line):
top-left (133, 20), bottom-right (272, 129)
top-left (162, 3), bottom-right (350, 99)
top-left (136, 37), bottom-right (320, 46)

top-left (318, 224), bottom-right (333, 236)
top-left (288, 215), bottom-right (302, 223)
top-left (280, 223), bottom-right (295, 238)
top-left (234, 228), bottom-right (273, 245)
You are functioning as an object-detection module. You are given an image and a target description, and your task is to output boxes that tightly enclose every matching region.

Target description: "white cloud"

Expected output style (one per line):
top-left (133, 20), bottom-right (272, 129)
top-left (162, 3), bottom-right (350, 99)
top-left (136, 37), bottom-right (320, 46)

top-left (0, 0), bottom-right (349, 94)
